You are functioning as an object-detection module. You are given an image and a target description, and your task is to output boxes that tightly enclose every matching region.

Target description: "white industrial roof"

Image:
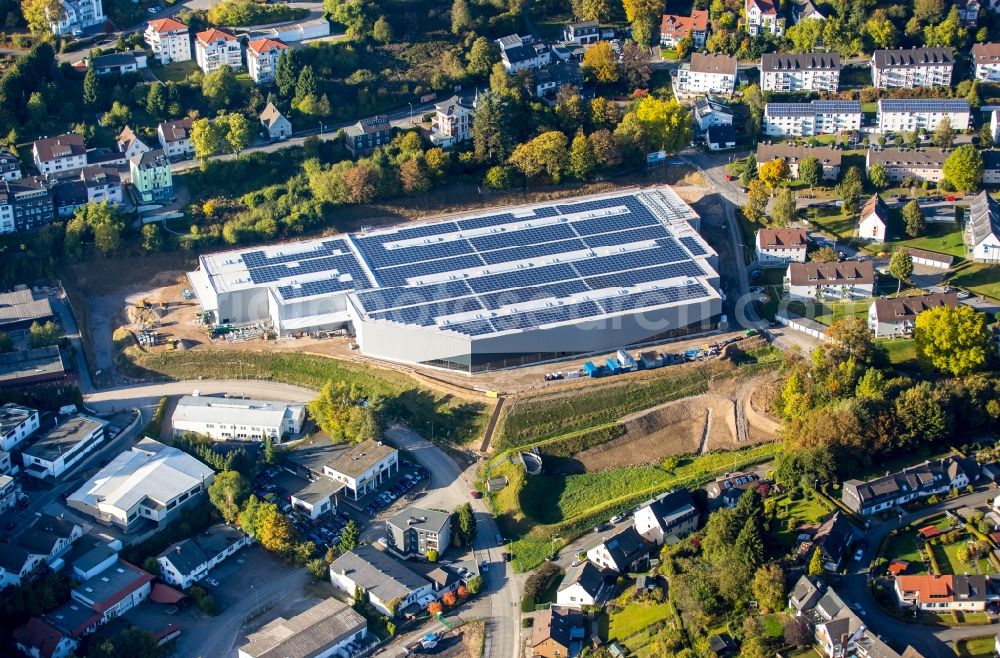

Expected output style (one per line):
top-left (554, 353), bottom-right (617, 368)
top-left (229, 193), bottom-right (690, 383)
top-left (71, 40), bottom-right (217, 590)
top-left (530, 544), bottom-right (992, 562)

top-left (172, 395), bottom-right (304, 428)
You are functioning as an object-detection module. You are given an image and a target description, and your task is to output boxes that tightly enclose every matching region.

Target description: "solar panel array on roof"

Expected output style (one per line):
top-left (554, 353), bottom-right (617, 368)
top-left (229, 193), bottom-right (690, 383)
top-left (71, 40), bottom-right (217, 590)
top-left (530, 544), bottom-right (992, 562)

top-left (680, 236), bottom-right (708, 256)
top-left (877, 99), bottom-right (969, 112)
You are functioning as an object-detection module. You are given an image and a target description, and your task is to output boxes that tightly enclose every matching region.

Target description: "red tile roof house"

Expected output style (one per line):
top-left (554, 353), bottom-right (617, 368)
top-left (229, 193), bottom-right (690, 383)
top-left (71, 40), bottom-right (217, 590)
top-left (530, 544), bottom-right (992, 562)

top-left (660, 10), bottom-right (709, 49)
top-left (44, 560), bottom-right (154, 639)
top-left (13, 617), bottom-right (78, 658)
top-left (894, 574), bottom-right (992, 611)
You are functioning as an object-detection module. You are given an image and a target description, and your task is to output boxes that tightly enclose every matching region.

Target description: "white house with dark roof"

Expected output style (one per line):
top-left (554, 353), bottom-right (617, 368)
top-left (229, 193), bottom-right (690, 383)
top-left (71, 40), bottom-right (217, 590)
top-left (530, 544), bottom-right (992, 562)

top-left (693, 97), bottom-right (733, 131)
top-left (238, 597), bottom-right (367, 658)
top-left (755, 228), bottom-right (808, 264)
top-left (871, 47), bottom-right (954, 88)
top-left (329, 544), bottom-right (434, 617)
top-left (80, 165), bottom-right (122, 205)
top-left (556, 561), bottom-right (608, 608)
top-left (157, 119), bottom-right (194, 160)
top-left (386, 507), bottom-right (452, 558)
top-left (812, 512), bottom-right (855, 571)
top-left (633, 489), bottom-right (699, 546)
top-left (499, 40), bottom-right (550, 73)
top-left (33, 134), bottom-right (87, 177)
top-left (761, 52), bottom-right (840, 92)
top-left (784, 261), bottom-right (875, 301)
top-left (562, 20), bottom-right (600, 44)
top-left (965, 191), bottom-right (1000, 262)
top-left (842, 456), bottom-right (978, 517)
top-left (0, 514), bottom-right (83, 587)
top-left (344, 116), bottom-right (393, 157)
top-left (859, 194), bottom-right (889, 242)
top-left (587, 526), bottom-right (649, 572)
top-left (868, 292), bottom-right (958, 338)
top-left (0, 148), bottom-right (21, 181)
top-left (675, 53), bottom-right (737, 95)
top-left (157, 524), bottom-right (251, 589)
top-left (746, 0), bottom-right (783, 35)
top-left (973, 43), bottom-right (1000, 82)
top-left (0, 403), bottom-right (39, 451)
top-left (115, 126), bottom-right (150, 162)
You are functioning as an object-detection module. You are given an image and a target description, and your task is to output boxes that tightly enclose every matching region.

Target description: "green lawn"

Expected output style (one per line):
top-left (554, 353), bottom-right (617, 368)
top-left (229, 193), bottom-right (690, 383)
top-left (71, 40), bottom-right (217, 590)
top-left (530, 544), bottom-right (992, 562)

top-left (875, 222), bottom-right (968, 259)
top-left (946, 262), bottom-right (1000, 302)
top-left (934, 540), bottom-right (993, 577)
top-left (607, 602), bottom-right (674, 641)
top-left (522, 467), bottom-right (674, 525)
top-left (150, 60), bottom-right (200, 83)
top-left (882, 533), bottom-right (926, 572)
top-left (806, 206), bottom-right (856, 240)
top-left (881, 338), bottom-right (917, 367)
top-left (773, 492), bottom-right (835, 550)
top-left (786, 300), bottom-right (870, 326)
top-left (955, 635), bottom-right (998, 657)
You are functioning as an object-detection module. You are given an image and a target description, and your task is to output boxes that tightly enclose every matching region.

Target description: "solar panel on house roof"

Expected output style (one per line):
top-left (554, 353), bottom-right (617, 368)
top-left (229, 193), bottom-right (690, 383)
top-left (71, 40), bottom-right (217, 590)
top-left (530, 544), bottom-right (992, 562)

top-left (680, 236), bottom-right (708, 256)
top-left (878, 99), bottom-right (969, 112)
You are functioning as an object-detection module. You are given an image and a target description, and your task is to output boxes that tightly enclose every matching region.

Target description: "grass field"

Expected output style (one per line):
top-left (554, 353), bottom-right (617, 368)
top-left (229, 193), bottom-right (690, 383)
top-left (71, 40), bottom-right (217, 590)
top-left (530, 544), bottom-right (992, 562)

top-left (881, 533), bottom-right (926, 572)
top-left (955, 635), bottom-right (998, 657)
top-left (875, 222), bottom-right (967, 259)
top-left (122, 349), bottom-right (491, 444)
top-left (522, 467), bottom-right (674, 524)
top-left (933, 540), bottom-right (993, 577)
top-left (608, 602), bottom-right (674, 641)
top-left (946, 262), bottom-right (1000, 302)
top-left (882, 339), bottom-right (917, 367)
top-left (772, 492), bottom-right (834, 550)
top-left (786, 300), bottom-right (870, 326)
top-left (806, 206), bottom-right (856, 240)
top-left (151, 61), bottom-right (200, 83)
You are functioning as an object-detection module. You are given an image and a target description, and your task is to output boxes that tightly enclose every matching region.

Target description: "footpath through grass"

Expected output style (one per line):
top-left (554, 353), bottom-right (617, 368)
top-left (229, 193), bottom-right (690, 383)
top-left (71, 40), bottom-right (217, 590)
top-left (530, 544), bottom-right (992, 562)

top-left (122, 349), bottom-right (491, 444)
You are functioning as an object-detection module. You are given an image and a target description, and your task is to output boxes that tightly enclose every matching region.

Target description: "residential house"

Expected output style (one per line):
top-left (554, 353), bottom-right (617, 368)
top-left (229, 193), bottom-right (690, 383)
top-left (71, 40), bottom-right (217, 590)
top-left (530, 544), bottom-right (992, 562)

top-left (329, 545), bottom-right (434, 617)
top-left (260, 102), bottom-right (292, 142)
top-left (812, 512), bottom-right (855, 571)
top-left (288, 476), bottom-right (341, 520)
top-left (633, 490), bottom-right (699, 546)
top-left (0, 403), bottom-right (40, 451)
top-left (983, 150), bottom-right (1000, 186)
top-left (0, 475), bottom-right (16, 514)
top-left (761, 52), bottom-right (841, 92)
top-left (756, 144), bottom-right (841, 180)
top-left (495, 33), bottom-right (527, 51)
top-left (195, 28), bottom-right (242, 74)
top-left (693, 96), bottom-right (734, 131)
top-left (562, 21), bottom-right (600, 44)
top-left (865, 147), bottom-right (947, 184)
top-left (534, 62), bottom-right (583, 99)
top-left (530, 606), bottom-right (585, 658)
top-left (859, 193), bottom-right (889, 242)
top-left (13, 617), bottom-right (79, 658)
top-left (87, 51), bottom-right (147, 75)
top-left (0, 177), bottom-right (55, 233)
top-left (157, 524), bottom-right (251, 589)
top-left (386, 507), bottom-right (452, 558)
top-left (157, 119), bottom-right (194, 160)
top-left (973, 43), bottom-right (1000, 82)
top-left (0, 544), bottom-right (48, 588)
top-left (33, 134), bottom-right (87, 177)
top-left (842, 456), bottom-right (980, 517)
top-left (675, 53), bottom-right (737, 95)
top-left (706, 125), bottom-right (737, 151)
top-left (788, 574), bottom-right (823, 612)
top-left (876, 99), bottom-right (970, 133)
top-left (784, 260), bottom-right (876, 301)
top-left (45, 560), bottom-right (153, 638)
top-left (21, 415), bottom-right (107, 480)
top-left (430, 95), bottom-right (475, 147)
top-left (895, 574), bottom-right (991, 611)
top-left (556, 562), bottom-right (608, 608)
top-left (238, 597), bottom-right (367, 658)
top-left (48, 0), bottom-right (104, 37)
top-left (587, 526), bottom-right (649, 572)
top-left (289, 439), bottom-right (398, 501)
top-left (51, 180), bottom-right (88, 219)
top-left (0, 513), bottom-right (83, 587)
top-left (129, 149), bottom-right (173, 204)
top-left (0, 148), bottom-right (22, 181)
top-left (500, 41), bottom-right (551, 73)
top-left (965, 191), bottom-right (1000, 262)
top-left (246, 38), bottom-right (288, 84)
top-left (745, 0), bottom-right (784, 36)
top-left (763, 100), bottom-right (861, 137)
top-left (171, 395), bottom-right (306, 442)
top-left (754, 228), bottom-right (808, 265)
top-left (956, 0), bottom-right (981, 27)
top-left (660, 11), bottom-right (709, 49)
top-left (707, 471), bottom-right (762, 501)
top-left (343, 116), bottom-right (393, 158)
top-left (115, 126), bottom-right (150, 162)
top-left (67, 438), bottom-right (214, 532)
top-left (871, 47), bottom-right (955, 89)
top-left (792, 0), bottom-right (828, 22)
top-left (0, 449), bottom-right (11, 475)
top-left (144, 18), bottom-right (192, 65)
top-left (80, 166), bottom-right (122, 205)
top-left (868, 292), bottom-right (958, 338)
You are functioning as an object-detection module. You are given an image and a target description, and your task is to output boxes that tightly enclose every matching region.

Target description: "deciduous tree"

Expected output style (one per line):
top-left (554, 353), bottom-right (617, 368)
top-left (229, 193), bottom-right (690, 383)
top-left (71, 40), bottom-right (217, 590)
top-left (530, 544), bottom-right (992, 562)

top-left (943, 144), bottom-right (984, 192)
top-left (633, 96), bottom-right (690, 153)
top-left (932, 116), bottom-right (956, 148)
top-left (743, 179), bottom-right (769, 224)
top-left (450, 0), bottom-right (473, 34)
top-left (508, 131), bottom-right (570, 184)
top-left (621, 0), bottom-right (660, 47)
top-left (620, 41), bottom-right (651, 89)
top-left (372, 15), bottom-right (393, 43)
top-left (191, 118), bottom-right (225, 160)
top-left (752, 563), bottom-right (785, 612)
top-left (225, 113), bottom-right (253, 155)
top-left (569, 130), bottom-right (595, 181)
top-left (589, 129), bottom-right (621, 169)
top-left (466, 37), bottom-right (499, 77)
top-left (914, 305), bottom-right (991, 376)
top-left (772, 187), bottom-right (797, 226)
top-left (799, 156), bottom-right (822, 189)
top-left (759, 158), bottom-right (790, 188)
top-left (581, 41), bottom-right (620, 83)
top-left (20, 0), bottom-right (61, 33)
top-left (868, 163), bottom-right (889, 190)
top-left (902, 200), bottom-right (925, 237)
top-left (208, 470), bottom-right (250, 523)
top-left (889, 249), bottom-right (913, 293)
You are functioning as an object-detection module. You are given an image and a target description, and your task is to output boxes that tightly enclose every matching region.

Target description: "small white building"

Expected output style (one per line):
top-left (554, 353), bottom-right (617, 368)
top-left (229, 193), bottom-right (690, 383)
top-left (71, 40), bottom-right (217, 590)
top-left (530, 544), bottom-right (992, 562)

top-left (329, 545), bottom-right (433, 617)
top-left (157, 524), bottom-right (251, 589)
top-left (246, 38), bottom-right (288, 84)
top-left (33, 134), bottom-right (87, 178)
top-left (871, 47), bottom-right (955, 89)
top-left (785, 261), bottom-right (876, 301)
top-left (499, 40), bottom-right (550, 73)
top-left (556, 561), bottom-right (607, 608)
top-left (21, 416), bottom-right (106, 479)
top-left (260, 103), bottom-right (292, 142)
top-left (157, 119), bottom-right (194, 161)
top-left (760, 52), bottom-right (840, 92)
top-left (430, 95), bottom-right (476, 147)
top-left (858, 193), bottom-right (889, 242)
top-left (322, 440), bottom-right (397, 501)
top-left (764, 100), bottom-right (861, 137)
top-left (706, 125), bottom-right (736, 151)
top-left (88, 51), bottom-right (146, 75)
top-left (562, 20), bottom-right (600, 44)
top-left (115, 126), bottom-right (150, 162)
top-left (586, 527), bottom-right (648, 573)
top-left (633, 490), bottom-right (699, 546)
top-left (659, 11), bottom-right (709, 49)
top-left (289, 476), bottom-right (342, 520)
top-left (876, 99), bottom-right (970, 133)
top-left (0, 474), bottom-right (16, 514)
top-left (693, 97), bottom-right (734, 132)
top-left (171, 395), bottom-right (306, 442)
top-left (755, 227), bottom-right (808, 265)
top-left (239, 597), bottom-right (367, 658)
top-left (972, 42), bottom-right (1000, 82)
top-left (0, 149), bottom-right (21, 181)
top-left (675, 52), bottom-right (737, 96)
top-left (965, 191), bottom-right (1000, 263)
top-left (0, 403), bottom-right (39, 452)
top-left (80, 166), bottom-right (122, 205)
top-left (195, 28), bottom-right (242, 74)
top-left (746, 0), bottom-right (783, 35)
top-left (48, 0), bottom-right (104, 37)
top-left (145, 17), bottom-right (192, 65)
top-left (868, 292), bottom-right (958, 338)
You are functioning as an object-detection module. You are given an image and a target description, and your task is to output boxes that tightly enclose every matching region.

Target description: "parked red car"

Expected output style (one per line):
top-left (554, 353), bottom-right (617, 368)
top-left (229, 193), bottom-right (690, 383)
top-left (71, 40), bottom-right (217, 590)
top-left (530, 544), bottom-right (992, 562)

top-left (470, 490), bottom-right (482, 499)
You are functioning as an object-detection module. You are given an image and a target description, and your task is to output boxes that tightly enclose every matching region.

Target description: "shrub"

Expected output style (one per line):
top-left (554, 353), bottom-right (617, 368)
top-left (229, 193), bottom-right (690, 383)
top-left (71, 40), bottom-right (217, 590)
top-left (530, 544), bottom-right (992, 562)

top-left (521, 617), bottom-right (533, 628)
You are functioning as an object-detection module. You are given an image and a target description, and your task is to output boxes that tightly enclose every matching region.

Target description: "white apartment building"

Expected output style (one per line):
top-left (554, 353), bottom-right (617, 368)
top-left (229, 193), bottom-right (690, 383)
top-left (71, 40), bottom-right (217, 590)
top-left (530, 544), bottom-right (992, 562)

top-left (973, 42), bottom-right (1000, 82)
top-left (756, 143), bottom-right (841, 181)
top-left (67, 438), bottom-right (215, 532)
top-left (171, 395), bottom-right (306, 442)
top-left (246, 38), bottom-right (287, 84)
top-left (48, 0), bottom-right (103, 37)
top-left (785, 261), bottom-right (876, 301)
top-left (760, 52), bottom-right (840, 92)
top-left (499, 41), bottom-right (550, 73)
top-left (693, 97), bottom-right (734, 131)
top-left (675, 53), bottom-right (737, 95)
top-left (871, 47), bottom-right (954, 89)
top-left (0, 403), bottom-right (39, 452)
top-left (746, 0), bottom-right (783, 35)
top-left (157, 119), bottom-right (194, 160)
top-left (33, 134), bottom-right (87, 177)
top-left (80, 166), bottom-right (122, 205)
top-left (157, 524), bottom-right (250, 589)
top-left (430, 95), bottom-right (476, 148)
top-left (965, 191), bottom-right (1000, 263)
top-left (866, 147), bottom-right (946, 184)
top-left (755, 228), bottom-right (808, 265)
top-left (195, 28), bottom-right (243, 74)
top-left (144, 17), bottom-right (191, 65)
top-left (21, 416), bottom-right (107, 480)
top-left (318, 440), bottom-right (398, 501)
top-left (763, 100), bottom-right (861, 137)
top-left (876, 99), bottom-right (970, 133)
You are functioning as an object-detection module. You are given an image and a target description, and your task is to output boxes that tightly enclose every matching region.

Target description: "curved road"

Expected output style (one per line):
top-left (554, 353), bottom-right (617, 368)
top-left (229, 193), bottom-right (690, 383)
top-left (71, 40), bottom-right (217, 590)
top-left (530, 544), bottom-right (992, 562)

top-left (84, 380), bottom-right (520, 658)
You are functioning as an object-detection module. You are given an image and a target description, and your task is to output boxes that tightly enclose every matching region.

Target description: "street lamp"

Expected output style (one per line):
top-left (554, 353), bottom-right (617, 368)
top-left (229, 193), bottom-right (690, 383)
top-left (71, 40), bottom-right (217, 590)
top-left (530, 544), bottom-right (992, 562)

top-left (318, 121), bottom-right (325, 135)
top-left (250, 584), bottom-right (260, 612)
top-left (408, 103), bottom-right (413, 125)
